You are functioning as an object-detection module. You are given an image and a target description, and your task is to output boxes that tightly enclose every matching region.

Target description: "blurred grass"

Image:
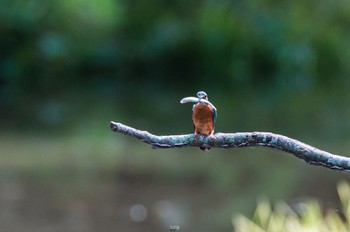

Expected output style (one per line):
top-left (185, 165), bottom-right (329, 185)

top-left (233, 181), bottom-right (350, 232)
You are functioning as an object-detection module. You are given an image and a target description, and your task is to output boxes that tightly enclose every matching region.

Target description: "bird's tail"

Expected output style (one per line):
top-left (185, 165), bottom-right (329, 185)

top-left (200, 144), bottom-right (211, 151)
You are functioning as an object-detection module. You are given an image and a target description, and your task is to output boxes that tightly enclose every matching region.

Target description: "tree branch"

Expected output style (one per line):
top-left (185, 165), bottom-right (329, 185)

top-left (110, 121), bottom-right (350, 172)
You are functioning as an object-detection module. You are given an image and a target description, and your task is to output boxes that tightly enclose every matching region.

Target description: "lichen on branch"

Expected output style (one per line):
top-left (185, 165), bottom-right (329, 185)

top-left (110, 121), bottom-right (350, 172)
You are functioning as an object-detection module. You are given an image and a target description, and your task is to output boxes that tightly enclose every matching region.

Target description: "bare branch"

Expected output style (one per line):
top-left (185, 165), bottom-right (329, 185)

top-left (110, 121), bottom-right (350, 172)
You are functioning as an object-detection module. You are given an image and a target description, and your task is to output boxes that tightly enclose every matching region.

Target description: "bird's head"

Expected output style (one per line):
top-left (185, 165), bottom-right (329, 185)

top-left (196, 91), bottom-right (208, 100)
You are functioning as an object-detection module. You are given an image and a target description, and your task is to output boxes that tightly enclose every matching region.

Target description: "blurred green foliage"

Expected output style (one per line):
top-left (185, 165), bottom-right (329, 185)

top-left (233, 181), bottom-right (350, 232)
top-left (2, 0), bottom-right (350, 136)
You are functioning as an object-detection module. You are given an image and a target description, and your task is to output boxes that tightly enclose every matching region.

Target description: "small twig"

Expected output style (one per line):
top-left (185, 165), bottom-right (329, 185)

top-left (110, 121), bottom-right (350, 172)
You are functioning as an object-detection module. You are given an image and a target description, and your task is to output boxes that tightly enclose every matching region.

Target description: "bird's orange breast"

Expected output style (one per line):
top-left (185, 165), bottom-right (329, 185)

top-left (192, 104), bottom-right (214, 136)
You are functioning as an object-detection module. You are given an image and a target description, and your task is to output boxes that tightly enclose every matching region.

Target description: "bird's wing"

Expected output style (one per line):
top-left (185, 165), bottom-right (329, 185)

top-left (212, 106), bottom-right (217, 128)
top-left (205, 100), bottom-right (217, 111)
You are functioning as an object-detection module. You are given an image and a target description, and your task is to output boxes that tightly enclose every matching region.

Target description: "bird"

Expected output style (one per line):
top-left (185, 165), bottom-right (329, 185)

top-left (180, 91), bottom-right (217, 151)
top-left (192, 91), bottom-right (217, 136)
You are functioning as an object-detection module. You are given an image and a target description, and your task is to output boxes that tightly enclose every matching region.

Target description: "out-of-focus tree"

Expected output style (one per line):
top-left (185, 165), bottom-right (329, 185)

top-left (1, 0), bottom-right (350, 134)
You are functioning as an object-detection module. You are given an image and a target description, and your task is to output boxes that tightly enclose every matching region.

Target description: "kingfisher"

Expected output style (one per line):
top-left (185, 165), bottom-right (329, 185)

top-left (180, 91), bottom-right (217, 136)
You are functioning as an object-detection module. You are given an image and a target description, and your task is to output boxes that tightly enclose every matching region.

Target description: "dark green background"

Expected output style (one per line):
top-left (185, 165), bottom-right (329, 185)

top-left (1, 0), bottom-right (350, 231)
